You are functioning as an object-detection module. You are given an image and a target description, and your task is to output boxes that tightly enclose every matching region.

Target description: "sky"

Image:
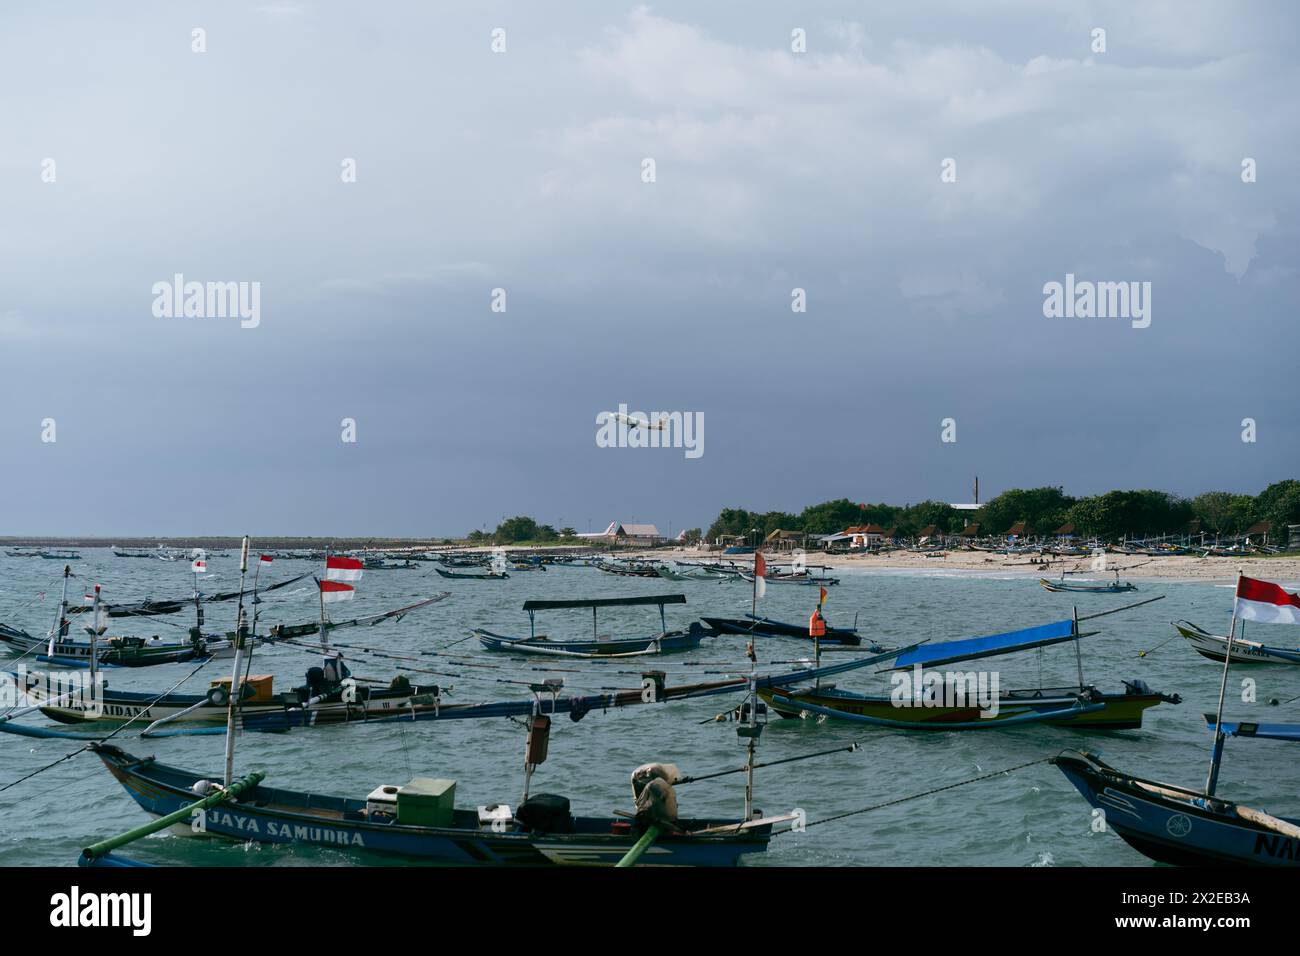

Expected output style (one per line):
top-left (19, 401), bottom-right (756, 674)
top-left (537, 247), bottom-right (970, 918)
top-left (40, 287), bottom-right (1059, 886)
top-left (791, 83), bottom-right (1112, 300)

top-left (1, 1), bottom-right (1297, 537)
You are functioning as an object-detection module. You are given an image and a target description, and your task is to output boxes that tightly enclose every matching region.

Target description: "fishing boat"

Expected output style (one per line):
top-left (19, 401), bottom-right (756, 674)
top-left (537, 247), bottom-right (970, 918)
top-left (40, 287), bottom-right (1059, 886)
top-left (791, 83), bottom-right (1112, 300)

top-left (1054, 574), bottom-right (1300, 866)
top-left (700, 614), bottom-right (864, 647)
top-left (593, 561), bottom-right (662, 578)
top-left (89, 741), bottom-right (787, 866)
top-left (0, 567), bottom-right (213, 668)
top-left (62, 571), bottom-right (311, 618)
top-left (1052, 750), bottom-right (1300, 866)
top-left (741, 571), bottom-right (840, 587)
top-left (1038, 572), bottom-right (1136, 594)
top-left (435, 567), bottom-right (508, 580)
top-left (476, 594), bottom-right (704, 658)
top-left (1173, 619), bottom-right (1300, 665)
top-left (761, 601), bottom-right (1180, 730)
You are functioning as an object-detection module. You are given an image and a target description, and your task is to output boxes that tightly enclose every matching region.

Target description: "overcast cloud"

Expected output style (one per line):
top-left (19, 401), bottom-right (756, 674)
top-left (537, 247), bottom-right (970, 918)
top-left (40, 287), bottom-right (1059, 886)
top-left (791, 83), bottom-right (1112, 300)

top-left (1, 2), bottom-right (1296, 536)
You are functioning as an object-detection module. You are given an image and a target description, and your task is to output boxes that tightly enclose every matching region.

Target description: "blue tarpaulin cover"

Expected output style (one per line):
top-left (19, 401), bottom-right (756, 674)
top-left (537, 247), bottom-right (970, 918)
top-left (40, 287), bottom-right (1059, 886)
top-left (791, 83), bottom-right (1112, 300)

top-left (892, 619), bottom-right (1076, 669)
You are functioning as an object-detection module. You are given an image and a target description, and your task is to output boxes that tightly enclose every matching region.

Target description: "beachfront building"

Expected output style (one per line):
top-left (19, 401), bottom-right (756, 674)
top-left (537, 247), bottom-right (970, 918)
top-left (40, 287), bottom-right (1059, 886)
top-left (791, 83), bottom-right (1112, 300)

top-left (1004, 521), bottom-right (1034, 543)
top-left (764, 529), bottom-right (807, 552)
top-left (578, 522), bottom-right (663, 547)
top-left (1244, 521), bottom-right (1272, 547)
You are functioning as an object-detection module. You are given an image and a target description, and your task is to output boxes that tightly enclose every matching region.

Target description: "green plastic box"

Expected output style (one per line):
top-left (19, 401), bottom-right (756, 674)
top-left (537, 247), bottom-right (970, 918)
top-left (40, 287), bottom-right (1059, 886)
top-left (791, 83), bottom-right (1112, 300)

top-left (396, 777), bottom-right (456, 827)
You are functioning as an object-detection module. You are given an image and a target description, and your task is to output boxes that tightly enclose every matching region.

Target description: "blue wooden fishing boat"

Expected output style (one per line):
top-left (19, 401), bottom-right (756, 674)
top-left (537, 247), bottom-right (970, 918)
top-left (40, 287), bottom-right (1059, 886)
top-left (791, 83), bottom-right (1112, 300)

top-left (476, 594), bottom-right (703, 658)
top-left (1039, 573), bottom-right (1136, 594)
top-left (435, 567), bottom-right (508, 580)
top-left (89, 744), bottom-right (782, 866)
top-left (1054, 573), bottom-right (1300, 865)
top-left (761, 602), bottom-right (1180, 730)
top-left (1053, 750), bottom-right (1300, 866)
top-left (701, 614), bottom-right (864, 647)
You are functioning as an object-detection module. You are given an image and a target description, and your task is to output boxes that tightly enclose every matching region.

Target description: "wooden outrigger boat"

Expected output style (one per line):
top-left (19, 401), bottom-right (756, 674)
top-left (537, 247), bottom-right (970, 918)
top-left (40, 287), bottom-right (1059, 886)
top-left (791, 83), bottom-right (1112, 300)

top-left (435, 567), bottom-right (508, 580)
top-left (1053, 749), bottom-right (1300, 866)
top-left (761, 601), bottom-right (1179, 731)
top-left (476, 594), bottom-right (705, 658)
top-left (1039, 572), bottom-right (1136, 594)
top-left (1173, 619), bottom-right (1300, 665)
top-left (84, 590), bottom-right (874, 866)
top-left (701, 614), bottom-right (865, 647)
top-left (62, 571), bottom-right (311, 617)
top-left (1054, 574), bottom-right (1300, 866)
top-left (592, 561), bottom-right (662, 578)
top-left (89, 742), bottom-right (785, 866)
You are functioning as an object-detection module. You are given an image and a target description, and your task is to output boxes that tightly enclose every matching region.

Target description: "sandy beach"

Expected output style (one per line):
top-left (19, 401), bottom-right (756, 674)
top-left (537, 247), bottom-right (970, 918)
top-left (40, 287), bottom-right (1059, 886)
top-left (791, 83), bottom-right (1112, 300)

top-left (626, 547), bottom-right (1300, 584)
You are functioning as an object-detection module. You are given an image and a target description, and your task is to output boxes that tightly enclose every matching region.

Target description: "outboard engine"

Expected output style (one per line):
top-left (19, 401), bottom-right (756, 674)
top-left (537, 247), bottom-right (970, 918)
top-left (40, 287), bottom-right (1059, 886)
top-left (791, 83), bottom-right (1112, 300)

top-left (631, 763), bottom-right (682, 831)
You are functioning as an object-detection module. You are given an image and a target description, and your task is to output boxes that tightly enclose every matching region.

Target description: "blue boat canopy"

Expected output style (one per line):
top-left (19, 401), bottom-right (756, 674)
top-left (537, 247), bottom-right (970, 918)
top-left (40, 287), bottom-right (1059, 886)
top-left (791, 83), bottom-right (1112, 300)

top-left (1205, 718), bottom-right (1300, 742)
top-left (892, 619), bottom-right (1077, 669)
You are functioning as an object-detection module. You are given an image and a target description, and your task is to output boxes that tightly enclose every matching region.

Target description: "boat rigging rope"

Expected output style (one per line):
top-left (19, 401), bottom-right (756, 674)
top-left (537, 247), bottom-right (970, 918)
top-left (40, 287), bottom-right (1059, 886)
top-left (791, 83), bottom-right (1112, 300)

top-left (0, 658), bottom-right (215, 795)
top-left (781, 756), bottom-right (1051, 834)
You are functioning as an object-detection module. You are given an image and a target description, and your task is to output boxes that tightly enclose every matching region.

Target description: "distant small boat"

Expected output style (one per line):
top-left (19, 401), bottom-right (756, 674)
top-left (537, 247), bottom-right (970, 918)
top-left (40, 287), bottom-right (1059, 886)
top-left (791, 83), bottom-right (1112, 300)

top-left (700, 615), bottom-right (865, 647)
top-left (435, 567), bottom-right (508, 580)
top-left (1039, 575), bottom-right (1136, 594)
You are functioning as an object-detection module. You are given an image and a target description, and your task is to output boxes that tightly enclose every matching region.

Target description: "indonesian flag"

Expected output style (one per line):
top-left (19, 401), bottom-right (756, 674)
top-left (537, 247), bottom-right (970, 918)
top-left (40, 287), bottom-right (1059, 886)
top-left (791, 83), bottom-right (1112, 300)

top-left (191, 558), bottom-right (207, 574)
top-left (753, 551), bottom-right (766, 600)
top-left (259, 554), bottom-right (273, 565)
top-left (319, 580), bottom-right (355, 604)
top-left (1236, 576), bottom-right (1300, 625)
top-left (325, 555), bottom-right (364, 583)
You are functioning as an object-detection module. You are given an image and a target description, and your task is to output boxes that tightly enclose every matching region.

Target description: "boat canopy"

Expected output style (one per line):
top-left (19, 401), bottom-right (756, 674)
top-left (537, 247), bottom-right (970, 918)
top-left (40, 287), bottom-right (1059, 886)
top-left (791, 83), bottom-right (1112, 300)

top-left (1205, 718), bottom-right (1300, 743)
top-left (892, 619), bottom-right (1078, 670)
top-left (522, 595), bottom-right (686, 611)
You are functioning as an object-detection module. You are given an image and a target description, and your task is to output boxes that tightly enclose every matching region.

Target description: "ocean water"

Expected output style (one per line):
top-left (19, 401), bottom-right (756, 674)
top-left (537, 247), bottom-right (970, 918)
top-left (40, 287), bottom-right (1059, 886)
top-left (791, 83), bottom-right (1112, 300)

top-left (0, 550), bottom-right (1293, 867)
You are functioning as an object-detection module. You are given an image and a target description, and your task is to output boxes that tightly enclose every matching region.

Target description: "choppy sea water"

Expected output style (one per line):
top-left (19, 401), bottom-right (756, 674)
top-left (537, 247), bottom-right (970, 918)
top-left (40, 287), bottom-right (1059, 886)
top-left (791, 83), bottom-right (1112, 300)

top-left (0, 550), bottom-right (1294, 867)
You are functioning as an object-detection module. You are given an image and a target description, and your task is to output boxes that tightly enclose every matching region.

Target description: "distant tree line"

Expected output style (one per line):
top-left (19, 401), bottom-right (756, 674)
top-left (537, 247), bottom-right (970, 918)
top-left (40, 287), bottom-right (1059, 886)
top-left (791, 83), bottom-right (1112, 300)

top-left (704, 480), bottom-right (1300, 544)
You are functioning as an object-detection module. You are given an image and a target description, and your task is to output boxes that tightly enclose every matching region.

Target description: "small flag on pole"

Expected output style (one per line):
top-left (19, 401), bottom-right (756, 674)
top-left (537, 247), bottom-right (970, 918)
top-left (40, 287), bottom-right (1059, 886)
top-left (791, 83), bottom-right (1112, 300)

top-left (325, 555), bottom-right (364, 583)
top-left (753, 551), bottom-right (766, 601)
top-left (1235, 576), bottom-right (1300, 625)
top-left (191, 558), bottom-right (207, 574)
top-left (319, 580), bottom-right (355, 603)
top-left (819, 586), bottom-right (828, 607)
top-left (259, 554), bottom-right (273, 565)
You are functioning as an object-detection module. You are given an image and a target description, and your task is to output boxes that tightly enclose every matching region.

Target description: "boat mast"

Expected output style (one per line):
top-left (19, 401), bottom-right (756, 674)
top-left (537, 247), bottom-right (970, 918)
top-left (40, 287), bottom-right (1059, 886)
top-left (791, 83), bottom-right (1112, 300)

top-left (222, 536), bottom-right (251, 788)
top-left (1205, 570), bottom-right (1243, 797)
top-left (88, 584), bottom-right (103, 691)
top-left (1072, 605), bottom-right (1084, 690)
top-left (47, 565), bottom-right (71, 658)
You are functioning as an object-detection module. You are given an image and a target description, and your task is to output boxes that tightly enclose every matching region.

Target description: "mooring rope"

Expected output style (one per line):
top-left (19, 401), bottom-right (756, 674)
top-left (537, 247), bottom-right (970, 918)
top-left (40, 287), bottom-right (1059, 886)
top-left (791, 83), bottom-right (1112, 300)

top-left (0, 657), bottom-right (216, 794)
top-left (784, 756), bottom-right (1051, 833)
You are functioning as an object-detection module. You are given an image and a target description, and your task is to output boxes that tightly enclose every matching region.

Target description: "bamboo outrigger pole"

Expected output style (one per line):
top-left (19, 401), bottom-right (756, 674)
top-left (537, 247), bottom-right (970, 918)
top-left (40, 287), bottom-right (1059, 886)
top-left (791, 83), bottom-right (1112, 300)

top-left (222, 537), bottom-right (251, 788)
top-left (615, 824), bottom-right (661, 867)
top-left (1205, 570), bottom-right (1243, 797)
top-left (81, 770), bottom-right (264, 863)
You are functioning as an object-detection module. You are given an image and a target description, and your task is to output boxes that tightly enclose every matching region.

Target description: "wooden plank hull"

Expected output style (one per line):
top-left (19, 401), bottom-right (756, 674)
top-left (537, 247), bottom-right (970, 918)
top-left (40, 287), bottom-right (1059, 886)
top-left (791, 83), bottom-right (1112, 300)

top-left (1054, 751), bottom-right (1300, 866)
top-left (475, 627), bottom-right (706, 657)
top-left (761, 686), bottom-right (1166, 730)
top-left (93, 744), bottom-right (774, 866)
top-left (1174, 621), bottom-right (1300, 665)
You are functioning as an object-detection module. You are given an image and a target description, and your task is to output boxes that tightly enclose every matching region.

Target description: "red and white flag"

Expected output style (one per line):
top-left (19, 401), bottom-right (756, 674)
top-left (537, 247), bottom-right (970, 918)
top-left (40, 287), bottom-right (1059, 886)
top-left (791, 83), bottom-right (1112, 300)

top-left (259, 554), bottom-right (273, 565)
top-left (191, 558), bottom-right (207, 574)
top-left (753, 551), bottom-right (766, 600)
top-left (319, 580), bottom-right (356, 604)
top-left (325, 555), bottom-right (364, 583)
top-left (1236, 576), bottom-right (1300, 625)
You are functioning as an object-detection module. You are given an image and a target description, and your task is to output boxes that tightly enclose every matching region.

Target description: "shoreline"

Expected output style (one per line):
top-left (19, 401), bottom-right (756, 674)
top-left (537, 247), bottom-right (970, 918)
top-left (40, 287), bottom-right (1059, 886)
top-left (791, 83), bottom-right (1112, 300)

top-left (622, 547), bottom-right (1300, 584)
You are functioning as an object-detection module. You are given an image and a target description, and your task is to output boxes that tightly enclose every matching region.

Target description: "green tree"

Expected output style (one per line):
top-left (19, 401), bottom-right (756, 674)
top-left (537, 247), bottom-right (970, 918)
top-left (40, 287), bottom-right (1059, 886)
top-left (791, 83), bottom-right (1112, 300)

top-left (494, 516), bottom-right (539, 543)
top-left (978, 487), bottom-right (1075, 536)
top-left (1254, 480), bottom-right (1300, 535)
